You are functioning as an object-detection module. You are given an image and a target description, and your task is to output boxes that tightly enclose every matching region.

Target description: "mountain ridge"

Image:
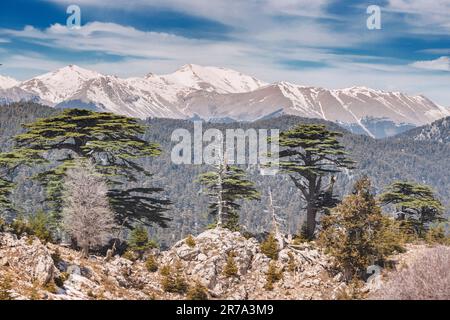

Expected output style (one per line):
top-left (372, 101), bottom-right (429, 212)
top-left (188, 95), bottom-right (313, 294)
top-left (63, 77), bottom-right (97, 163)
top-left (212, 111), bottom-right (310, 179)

top-left (1, 64), bottom-right (449, 138)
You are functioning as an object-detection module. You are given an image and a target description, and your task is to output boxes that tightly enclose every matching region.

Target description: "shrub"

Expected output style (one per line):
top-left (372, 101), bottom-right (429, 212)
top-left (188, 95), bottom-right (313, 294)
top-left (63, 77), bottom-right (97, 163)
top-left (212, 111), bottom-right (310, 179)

top-left (185, 235), bottom-right (196, 248)
top-left (335, 279), bottom-right (366, 300)
top-left (123, 250), bottom-right (138, 262)
top-left (425, 224), bottom-right (449, 245)
top-left (0, 275), bottom-right (13, 300)
top-left (260, 233), bottom-right (279, 260)
top-left (186, 282), bottom-right (208, 300)
top-left (160, 261), bottom-right (188, 294)
top-left (29, 282), bottom-right (41, 300)
top-left (264, 261), bottom-right (283, 291)
top-left (10, 215), bottom-right (32, 237)
top-left (145, 255), bottom-right (158, 273)
top-left (318, 177), bottom-right (405, 281)
top-left (287, 252), bottom-right (296, 273)
top-left (128, 225), bottom-right (158, 259)
top-left (159, 265), bottom-right (171, 277)
top-left (223, 251), bottom-right (238, 277)
top-left (44, 281), bottom-right (58, 294)
top-left (372, 246), bottom-right (450, 300)
top-left (28, 211), bottom-right (52, 243)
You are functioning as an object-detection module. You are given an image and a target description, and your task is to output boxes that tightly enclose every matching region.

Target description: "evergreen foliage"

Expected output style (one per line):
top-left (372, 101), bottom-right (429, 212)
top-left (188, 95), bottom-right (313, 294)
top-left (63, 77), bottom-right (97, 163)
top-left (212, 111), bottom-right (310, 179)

top-left (260, 233), bottom-right (279, 260)
top-left (7, 108), bottom-right (170, 228)
top-left (0, 275), bottom-right (13, 300)
top-left (160, 261), bottom-right (188, 294)
top-left (186, 282), bottom-right (208, 300)
top-left (28, 210), bottom-right (53, 243)
top-left (223, 251), bottom-right (239, 277)
top-left (185, 234), bottom-right (196, 248)
top-left (198, 163), bottom-right (260, 230)
top-left (145, 255), bottom-right (159, 273)
top-left (277, 124), bottom-right (354, 239)
top-left (128, 225), bottom-right (157, 259)
top-left (379, 181), bottom-right (445, 237)
top-left (264, 261), bottom-right (283, 291)
top-left (319, 177), bottom-right (405, 280)
top-left (1, 104), bottom-right (449, 247)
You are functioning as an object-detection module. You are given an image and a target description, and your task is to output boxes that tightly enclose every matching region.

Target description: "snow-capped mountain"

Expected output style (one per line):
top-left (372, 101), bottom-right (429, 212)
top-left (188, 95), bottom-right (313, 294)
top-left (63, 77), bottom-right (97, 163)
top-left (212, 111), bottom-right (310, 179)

top-left (160, 64), bottom-right (267, 94)
top-left (0, 75), bottom-right (19, 89)
top-left (1, 64), bottom-right (449, 138)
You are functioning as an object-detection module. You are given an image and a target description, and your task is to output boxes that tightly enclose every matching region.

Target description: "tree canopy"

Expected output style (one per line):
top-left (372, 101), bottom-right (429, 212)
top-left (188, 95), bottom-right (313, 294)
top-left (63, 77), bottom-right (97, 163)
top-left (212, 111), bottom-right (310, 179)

top-left (198, 163), bottom-right (260, 230)
top-left (6, 109), bottom-right (170, 228)
top-left (379, 181), bottom-right (444, 236)
top-left (277, 124), bottom-right (354, 239)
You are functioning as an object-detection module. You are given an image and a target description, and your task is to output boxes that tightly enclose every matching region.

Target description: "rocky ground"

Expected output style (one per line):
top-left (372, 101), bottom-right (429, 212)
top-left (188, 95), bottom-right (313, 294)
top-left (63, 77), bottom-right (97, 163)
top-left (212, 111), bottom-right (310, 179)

top-left (0, 228), bottom-right (442, 300)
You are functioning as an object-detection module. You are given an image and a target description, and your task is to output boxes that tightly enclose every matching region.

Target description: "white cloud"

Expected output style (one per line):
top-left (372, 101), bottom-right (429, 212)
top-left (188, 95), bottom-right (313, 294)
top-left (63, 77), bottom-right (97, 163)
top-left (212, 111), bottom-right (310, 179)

top-left (387, 0), bottom-right (450, 33)
top-left (1, 16), bottom-right (450, 105)
top-left (410, 56), bottom-right (450, 72)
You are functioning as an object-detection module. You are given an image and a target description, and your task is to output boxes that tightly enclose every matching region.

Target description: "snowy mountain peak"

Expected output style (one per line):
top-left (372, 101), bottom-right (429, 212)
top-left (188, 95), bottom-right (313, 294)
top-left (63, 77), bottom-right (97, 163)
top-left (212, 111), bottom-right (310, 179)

top-left (3, 63), bottom-right (449, 138)
top-left (36, 64), bottom-right (102, 81)
top-left (19, 65), bottom-right (103, 104)
top-left (0, 75), bottom-right (19, 89)
top-left (162, 64), bottom-right (268, 94)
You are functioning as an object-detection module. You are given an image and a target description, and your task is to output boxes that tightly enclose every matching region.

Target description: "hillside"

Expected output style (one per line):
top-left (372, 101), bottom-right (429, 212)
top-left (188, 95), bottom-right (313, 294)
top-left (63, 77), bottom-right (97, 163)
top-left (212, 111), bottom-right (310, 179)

top-left (1, 228), bottom-right (447, 300)
top-left (395, 116), bottom-right (450, 144)
top-left (1, 103), bottom-right (449, 247)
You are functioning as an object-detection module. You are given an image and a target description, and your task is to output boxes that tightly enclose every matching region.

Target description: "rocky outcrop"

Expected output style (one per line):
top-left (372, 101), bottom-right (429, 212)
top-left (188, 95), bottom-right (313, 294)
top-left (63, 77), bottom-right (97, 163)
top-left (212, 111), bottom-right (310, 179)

top-left (159, 228), bottom-right (344, 299)
top-left (0, 229), bottom-right (348, 300)
top-left (0, 233), bottom-right (55, 286)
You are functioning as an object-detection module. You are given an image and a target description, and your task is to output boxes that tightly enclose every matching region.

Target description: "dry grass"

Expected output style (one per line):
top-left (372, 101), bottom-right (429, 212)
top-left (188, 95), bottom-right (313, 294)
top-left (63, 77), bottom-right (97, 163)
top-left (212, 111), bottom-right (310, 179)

top-left (372, 246), bottom-right (450, 300)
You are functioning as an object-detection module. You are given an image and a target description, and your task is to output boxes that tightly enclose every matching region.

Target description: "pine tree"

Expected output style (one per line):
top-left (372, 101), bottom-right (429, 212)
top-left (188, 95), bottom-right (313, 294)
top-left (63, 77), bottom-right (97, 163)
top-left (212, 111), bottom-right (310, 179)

top-left (28, 210), bottom-right (52, 243)
top-left (277, 124), bottom-right (353, 239)
top-left (379, 181), bottom-right (445, 237)
top-left (319, 177), bottom-right (403, 280)
top-left (128, 225), bottom-right (156, 259)
top-left (7, 109), bottom-right (170, 229)
top-left (198, 161), bottom-right (260, 231)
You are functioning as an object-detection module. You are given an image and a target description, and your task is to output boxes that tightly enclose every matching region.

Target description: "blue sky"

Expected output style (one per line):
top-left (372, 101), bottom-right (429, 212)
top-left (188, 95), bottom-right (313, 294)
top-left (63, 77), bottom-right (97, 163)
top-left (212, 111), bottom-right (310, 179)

top-left (1, 0), bottom-right (450, 105)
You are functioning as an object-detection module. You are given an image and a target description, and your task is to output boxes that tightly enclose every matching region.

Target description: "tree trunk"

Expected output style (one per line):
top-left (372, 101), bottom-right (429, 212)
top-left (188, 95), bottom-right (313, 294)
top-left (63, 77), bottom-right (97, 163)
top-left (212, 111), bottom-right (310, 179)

top-left (81, 244), bottom-right (89, 259)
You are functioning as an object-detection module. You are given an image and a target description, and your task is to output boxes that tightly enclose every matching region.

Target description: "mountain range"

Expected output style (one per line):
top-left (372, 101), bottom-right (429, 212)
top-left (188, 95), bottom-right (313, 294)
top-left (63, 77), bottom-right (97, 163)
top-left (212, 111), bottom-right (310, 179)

top-left (1, 64), bottom-right (449, 138)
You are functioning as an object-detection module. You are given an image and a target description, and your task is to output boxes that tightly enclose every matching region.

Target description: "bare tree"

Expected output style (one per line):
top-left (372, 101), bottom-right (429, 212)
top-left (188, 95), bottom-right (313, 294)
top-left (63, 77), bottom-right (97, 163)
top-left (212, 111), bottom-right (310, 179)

top-left (62, 159), bottom-right (117, 258)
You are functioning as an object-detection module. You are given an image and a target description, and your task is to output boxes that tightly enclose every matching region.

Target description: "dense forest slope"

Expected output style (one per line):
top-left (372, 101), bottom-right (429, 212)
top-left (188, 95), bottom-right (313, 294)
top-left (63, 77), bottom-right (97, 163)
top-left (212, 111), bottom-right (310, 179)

top-left (1, 103), bottom-right (449, 246)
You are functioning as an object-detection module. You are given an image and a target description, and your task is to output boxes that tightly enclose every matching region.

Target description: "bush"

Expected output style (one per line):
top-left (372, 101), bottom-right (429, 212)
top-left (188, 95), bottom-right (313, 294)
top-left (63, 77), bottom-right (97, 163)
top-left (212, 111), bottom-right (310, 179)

top-left (425, 224), bottom-right (450, 245)
top-left (264, 261), bottom-right (283, 291)
top-left (128, 225), bottom-right (158, 259)
top-left (160, 261), bottom-right (188, 294)
top-left (318, 177), bottom-right (405, 281)
top-left (145, 255), bottom-right (158, 273)
top-left (186, 282), bottom-right (208, 300)
top-left (185, 235), bottom-right (196, 248)
top-left (372, 246), bottom-right (450, 300)
top-left (260, 233), bottom-right (279, 260)
top-left (9, 212), bottom-right (53, 243)
top-left (10, 215), bottom-right (32, 237)
top-left (287, 252), bottom-right (296, 273)
top-left (223, 252), bottom-right (238, 277)
top-left (44, 281), bottom-right (58, 294)
top-left (0, 275), bottom-right (13, 300)
top-left (28, 211), bottom-right (52, 243)
top-left (123, 250), bottom-right (138, 262)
